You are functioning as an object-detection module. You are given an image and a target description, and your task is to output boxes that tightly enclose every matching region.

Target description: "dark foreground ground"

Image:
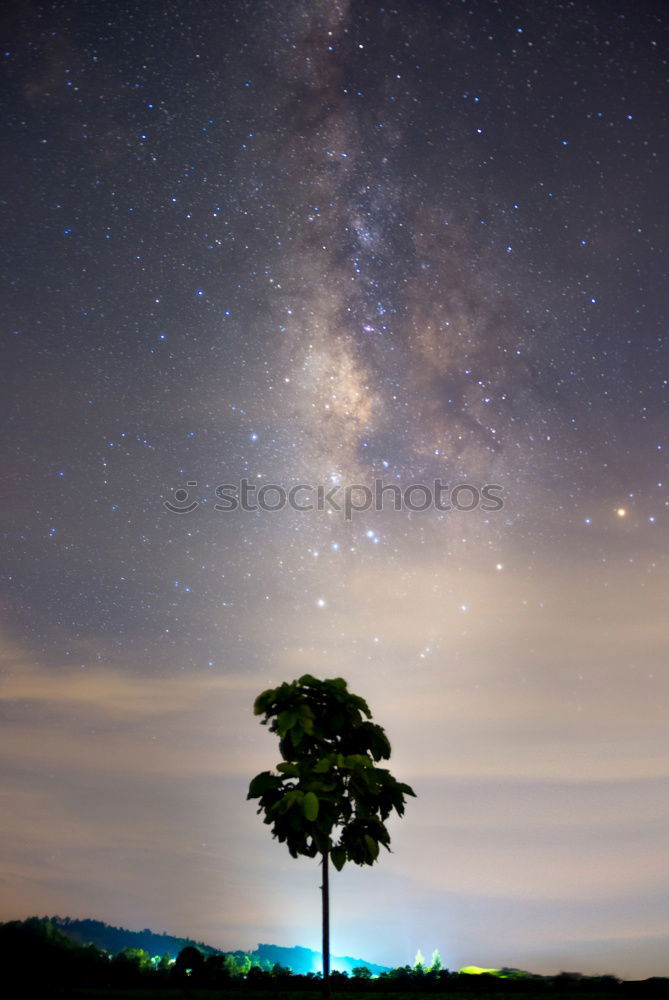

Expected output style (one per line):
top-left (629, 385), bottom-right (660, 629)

top-left (36, 985), bottom-right (669, 1000)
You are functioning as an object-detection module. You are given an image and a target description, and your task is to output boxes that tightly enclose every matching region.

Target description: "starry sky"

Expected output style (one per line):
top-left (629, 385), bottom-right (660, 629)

top-left (2, 0), bottom-right (668, 981)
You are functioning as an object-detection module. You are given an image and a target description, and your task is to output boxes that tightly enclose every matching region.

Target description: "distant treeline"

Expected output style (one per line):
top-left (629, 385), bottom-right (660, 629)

top-left (0, 917), bottom-right (666, 998)
top-left (35, 917), bottom-right (388, 976)
top-left (42, 913), bottom-right (220, 959)
top-left (37, 914), bottom-right (389, 975)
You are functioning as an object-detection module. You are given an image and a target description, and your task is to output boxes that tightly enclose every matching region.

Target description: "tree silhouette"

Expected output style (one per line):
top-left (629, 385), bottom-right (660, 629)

top-left (175, 945), bottom-right (205, 987)
top-left (352, 965), bottom-right (372, 979)
top-left (430, 948), bottom-right (443, 972)
top-left (413, 949), bottom-right (426, 975)
top-left (248, 674), bottom-right (415, 999)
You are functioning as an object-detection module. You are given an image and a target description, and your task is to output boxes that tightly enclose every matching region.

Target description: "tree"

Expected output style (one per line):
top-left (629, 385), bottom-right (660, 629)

top-left (352, 965), bottom-right (372, 979)
top-left (203, 953), bottom-right (231, 987)
top-left (156, 951), bottom-right (172, 972)
top-left (430, 949), bottom-right (443, 972)
top-left (111, 947), bottom-right (153, 987)
top-left (236, 954), bottom-right (251, 976)
top-left (248, 674), bottom-right (415, 1000)
top-left (174, 946), bottom-right (205, 982)
top-left (413, 949), bottom-right (426, 975)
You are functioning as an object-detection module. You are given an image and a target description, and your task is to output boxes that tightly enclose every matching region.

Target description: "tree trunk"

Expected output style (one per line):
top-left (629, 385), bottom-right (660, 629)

top-left (321, 850), bottom-right (331, 1000)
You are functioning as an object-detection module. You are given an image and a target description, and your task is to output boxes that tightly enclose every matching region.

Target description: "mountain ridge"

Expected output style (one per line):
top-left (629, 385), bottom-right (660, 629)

top-left (44, 916), bottom-right (389, 975)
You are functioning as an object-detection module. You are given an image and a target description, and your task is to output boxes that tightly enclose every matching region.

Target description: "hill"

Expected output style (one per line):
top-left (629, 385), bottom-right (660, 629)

top-left (236, 942), bottom-right (388, 976)
top-left (47, 915), bottom-right (219, 960)
top-left (46, 916), bottom-right (389, 974)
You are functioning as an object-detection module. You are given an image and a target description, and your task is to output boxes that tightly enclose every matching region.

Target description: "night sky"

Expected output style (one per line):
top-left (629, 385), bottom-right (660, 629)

top-left (2, 0), bottom-right (668, 980)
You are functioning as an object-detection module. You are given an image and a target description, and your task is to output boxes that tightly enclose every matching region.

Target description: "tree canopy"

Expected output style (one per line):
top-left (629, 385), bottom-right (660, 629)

top-left (248, 674), bottom-right (415, 871)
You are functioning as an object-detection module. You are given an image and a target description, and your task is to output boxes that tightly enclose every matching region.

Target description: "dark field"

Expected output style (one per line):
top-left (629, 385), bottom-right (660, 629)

top-left (42, 985), bottom-right (669, 1000)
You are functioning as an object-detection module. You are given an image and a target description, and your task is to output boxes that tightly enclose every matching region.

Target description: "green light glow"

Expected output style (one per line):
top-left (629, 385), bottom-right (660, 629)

top-left (459, 966), bottom-right (500, 976)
